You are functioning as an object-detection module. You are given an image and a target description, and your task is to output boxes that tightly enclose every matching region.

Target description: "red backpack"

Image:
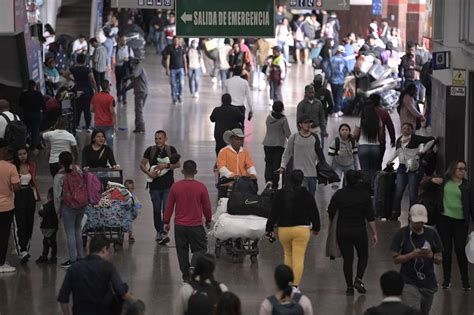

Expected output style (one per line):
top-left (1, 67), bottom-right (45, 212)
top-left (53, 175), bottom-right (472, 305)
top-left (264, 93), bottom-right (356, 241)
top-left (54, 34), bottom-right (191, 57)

top-left (62, 167), bottom-right (89, 209)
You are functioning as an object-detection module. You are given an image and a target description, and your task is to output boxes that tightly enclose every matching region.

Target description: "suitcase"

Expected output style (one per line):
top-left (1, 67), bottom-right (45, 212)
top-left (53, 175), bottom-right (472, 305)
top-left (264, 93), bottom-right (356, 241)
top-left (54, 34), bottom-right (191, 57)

top-left (373, 166), bottom-right (396, 219)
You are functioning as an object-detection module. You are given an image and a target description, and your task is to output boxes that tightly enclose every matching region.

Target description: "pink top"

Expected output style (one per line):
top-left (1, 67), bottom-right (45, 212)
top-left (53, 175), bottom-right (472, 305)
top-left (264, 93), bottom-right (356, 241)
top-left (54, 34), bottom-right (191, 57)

top-left (400, 94), bottom-right (422, 129)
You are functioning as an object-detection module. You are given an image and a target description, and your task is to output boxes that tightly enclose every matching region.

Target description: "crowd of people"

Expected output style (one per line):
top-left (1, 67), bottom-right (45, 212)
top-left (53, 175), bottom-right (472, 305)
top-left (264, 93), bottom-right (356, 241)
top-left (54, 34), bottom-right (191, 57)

top-left (0, 3), bottom-right (470, 315)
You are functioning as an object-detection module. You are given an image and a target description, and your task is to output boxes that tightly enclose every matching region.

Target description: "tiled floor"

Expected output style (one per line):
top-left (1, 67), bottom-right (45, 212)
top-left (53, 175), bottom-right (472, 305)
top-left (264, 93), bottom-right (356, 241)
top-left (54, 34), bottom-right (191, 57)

top-left (1, 48), bottom-right (472, 315)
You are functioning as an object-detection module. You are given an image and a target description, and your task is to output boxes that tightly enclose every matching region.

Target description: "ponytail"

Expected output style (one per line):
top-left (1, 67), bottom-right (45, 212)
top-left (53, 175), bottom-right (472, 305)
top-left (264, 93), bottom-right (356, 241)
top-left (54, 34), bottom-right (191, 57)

top-left (274, 265), bottom-right (295, 300)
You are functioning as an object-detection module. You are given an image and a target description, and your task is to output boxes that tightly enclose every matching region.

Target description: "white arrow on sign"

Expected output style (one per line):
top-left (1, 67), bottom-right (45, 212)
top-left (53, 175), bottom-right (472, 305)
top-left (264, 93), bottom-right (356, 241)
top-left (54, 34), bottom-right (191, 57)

top-left (181, 12), bottom-right (192, 23)
top-left (338, 0), bottom-right (349, 9)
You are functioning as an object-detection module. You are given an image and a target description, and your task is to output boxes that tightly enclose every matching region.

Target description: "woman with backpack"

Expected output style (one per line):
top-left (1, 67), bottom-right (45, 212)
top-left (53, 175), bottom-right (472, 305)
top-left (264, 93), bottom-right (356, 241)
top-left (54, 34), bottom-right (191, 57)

top-left (259, 264), bottom-right (314, 314)
top-left (266, 170), bottom-right (320, 289)
top-left (176, 253), bottom-right (228, 315)
top-left (54, 151), bottom-right (88, 268)
top-left (82, 130), bottom-right (118, 169)
top-left (13, 147), bottom-right (40, 263)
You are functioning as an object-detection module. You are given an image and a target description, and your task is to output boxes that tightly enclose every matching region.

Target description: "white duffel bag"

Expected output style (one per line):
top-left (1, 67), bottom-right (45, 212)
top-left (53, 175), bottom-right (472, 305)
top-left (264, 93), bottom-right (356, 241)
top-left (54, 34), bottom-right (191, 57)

top-left (466, 232), bottom-right (474, 264)
top-left (212, 198), bottom-right (228, 222)
top-left (214, 213), bottom-right (267, 241)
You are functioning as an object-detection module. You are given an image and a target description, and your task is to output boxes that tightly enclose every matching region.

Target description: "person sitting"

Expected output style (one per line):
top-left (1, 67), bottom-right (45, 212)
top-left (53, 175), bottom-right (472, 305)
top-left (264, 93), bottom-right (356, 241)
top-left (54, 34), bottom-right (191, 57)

top-left (217, 128), bottom-right (256, 180)
top-left (82, 130), bottom-right (118, 169)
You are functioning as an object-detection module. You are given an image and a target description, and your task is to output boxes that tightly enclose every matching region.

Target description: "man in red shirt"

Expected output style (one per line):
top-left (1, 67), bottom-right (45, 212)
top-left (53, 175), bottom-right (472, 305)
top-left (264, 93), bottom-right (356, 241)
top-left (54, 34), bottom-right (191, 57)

top-left (371, 94), bottom-right (396, 168)
top-left (164, 160), bottom-right (212, 281)
top-left (90, 80), bottom-right (117, 150)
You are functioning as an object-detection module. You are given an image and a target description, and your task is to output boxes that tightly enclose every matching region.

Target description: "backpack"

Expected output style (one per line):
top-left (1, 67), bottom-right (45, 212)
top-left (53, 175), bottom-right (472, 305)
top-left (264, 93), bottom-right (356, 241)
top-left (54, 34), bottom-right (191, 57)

top-left (0, 113), bottom-right (27, 148)
top-left (267, 293), bottom-right (304, 315)
top-left (334, 137), bottom-right (356, 155)
top-left (186, 280), bottom-right (222, 315)
top-left (84, 171), bottom-right (102, 205)
top-left (62, 167), bottom-right (89, 209)
top-left (295, 23), bottom-right (304, 42)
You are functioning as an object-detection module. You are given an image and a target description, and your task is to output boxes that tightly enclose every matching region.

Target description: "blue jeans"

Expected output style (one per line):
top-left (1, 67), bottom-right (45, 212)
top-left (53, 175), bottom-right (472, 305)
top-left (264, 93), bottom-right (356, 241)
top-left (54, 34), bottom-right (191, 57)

top-left (219, 69), bottom-right (230, 85)
top-left (330, 83), bottom-right (344, 113)
top-left (303, 177), bottom-right (317, 198)
top-left (358, 145), bottom-right (381, 189)
top-left (392, 164), bottom-right (423, 218)
top-left (150, 189), bottom-right (170, 234)
top-left (278, 41), bottom-right (290, 63)
top-left (269, 81), bottom-right (283, 102)
top-left (170, 68), bottom-right (185, 102)
top-left (62, 205), bottom-right (85, 262)
top-left (95, 125), bottom-right (114, 151)
top-left (188, 68), bottom-right (201, 94)
top-left (333, 163), bottom-right (355, 182)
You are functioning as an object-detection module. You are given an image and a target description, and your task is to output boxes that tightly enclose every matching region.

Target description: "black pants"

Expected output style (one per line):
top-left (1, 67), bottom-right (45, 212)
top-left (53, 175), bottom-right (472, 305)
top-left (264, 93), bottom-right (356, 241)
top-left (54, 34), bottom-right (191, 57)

top-left (264, 146), bottom-right (285, 188)
top-left (49, 163), bottom-right (60, 178)
top-left (115, 65), bottom-right (128, 102)
top-left (14, 187), bottom-right (36, 252)
top-left (174, 225), bottom-right (208, 281)
top-left (215, 136), bottom-right (226, 156)
top-left (236, 105), bottom-right (246, 130)
top-left (337, 227), bottom-right (369, 288)
top-left (93, 70), bottom-right (106, 91)
top-left (0, 210), bottom-right (14, 265)
top-left (42, 232), bottom-right (57, 258)
top-left (75, 94), bottom-right (92, 129)
top-left (437, 215), bottom-right (469, 283)
top-left (23, 111), bottom-right (42, 150)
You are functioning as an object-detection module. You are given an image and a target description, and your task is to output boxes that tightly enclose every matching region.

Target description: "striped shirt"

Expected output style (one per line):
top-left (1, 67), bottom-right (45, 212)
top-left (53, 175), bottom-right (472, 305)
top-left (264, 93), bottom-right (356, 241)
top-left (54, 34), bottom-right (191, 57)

top-left (92, 45), bottom-right (108, 72)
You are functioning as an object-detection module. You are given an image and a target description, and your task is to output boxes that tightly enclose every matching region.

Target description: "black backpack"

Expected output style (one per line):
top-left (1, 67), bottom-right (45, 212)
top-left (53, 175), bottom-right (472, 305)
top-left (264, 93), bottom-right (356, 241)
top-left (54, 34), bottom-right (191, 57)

top-left (267, 293), bottom-right (304, 315)
top-left (1, 113), bottom-right (27, 148)
top-left (186, 280), bottom-right (222, 315)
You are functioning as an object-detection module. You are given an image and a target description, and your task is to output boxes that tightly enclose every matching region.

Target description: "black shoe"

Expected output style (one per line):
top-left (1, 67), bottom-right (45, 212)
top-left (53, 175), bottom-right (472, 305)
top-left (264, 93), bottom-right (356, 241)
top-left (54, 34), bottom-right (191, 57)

top-left (441, 280), bottom-right (451, 289)
top-left (132, 129), bottom-right (145, 134)
top-left (346, 287), bottom-right (354, 296)
top-left (60, 260), bottom-right (73, 268)
top-left (462, 281), bottom-right (471, 291)
top-left (48, 257), bottom-right (57, 264)
top-left (354, 278), bottom-right (367, 294)
top-left (158, 235), bottom-right (170, 245)
top-left (35, 256), bottom-right (48, 264)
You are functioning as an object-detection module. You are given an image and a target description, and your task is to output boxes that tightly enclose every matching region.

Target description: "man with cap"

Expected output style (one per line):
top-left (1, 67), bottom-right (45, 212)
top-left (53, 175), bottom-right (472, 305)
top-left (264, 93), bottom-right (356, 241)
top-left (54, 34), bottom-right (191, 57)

top-left (329, 45), bottom-right (349, 117)
top-left (312, 74), bottom-right (335, 121)
top-left (217, 128), bottom-right (256, 180)
top-left (279, 115), bottom-right (325, 198)
top-left (266, 46), bottom-right (286, 104)
top-left (296, 85), bottom-right (327, 148)
top-left (390, 204), bottom-right (443, 315)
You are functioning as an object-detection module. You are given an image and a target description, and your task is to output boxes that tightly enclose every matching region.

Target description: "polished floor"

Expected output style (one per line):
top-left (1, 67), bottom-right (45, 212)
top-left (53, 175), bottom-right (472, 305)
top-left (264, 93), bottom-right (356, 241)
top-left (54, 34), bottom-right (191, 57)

top-left (1, 49), bottom-right (473, 315)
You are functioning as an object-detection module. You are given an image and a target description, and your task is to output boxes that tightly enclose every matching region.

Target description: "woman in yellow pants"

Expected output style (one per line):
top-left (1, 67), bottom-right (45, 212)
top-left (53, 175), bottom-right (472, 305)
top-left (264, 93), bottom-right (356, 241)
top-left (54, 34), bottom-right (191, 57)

top-left (266, 170), bottom-right (320, 288)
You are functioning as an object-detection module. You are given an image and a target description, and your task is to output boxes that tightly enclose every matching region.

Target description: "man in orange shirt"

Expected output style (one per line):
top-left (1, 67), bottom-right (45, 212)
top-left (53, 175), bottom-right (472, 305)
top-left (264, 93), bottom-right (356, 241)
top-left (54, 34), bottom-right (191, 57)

top-left (0, 140), bottom-right (20, 273)
top-left (217, 128), bottom-right (257, 179)
top-left (90, 80), bottom-right (117, 150)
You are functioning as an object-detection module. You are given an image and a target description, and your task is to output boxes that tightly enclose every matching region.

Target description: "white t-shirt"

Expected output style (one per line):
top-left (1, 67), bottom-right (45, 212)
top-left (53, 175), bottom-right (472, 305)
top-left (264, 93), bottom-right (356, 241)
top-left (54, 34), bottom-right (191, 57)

top-left (0, 111), bottom-right (21, 138)
top-left (356, 117), bottom-right (380, 145)
top-left (72, 39), bottom-right (88, 54)
top-left (43, 129), bottom-right (77, 163)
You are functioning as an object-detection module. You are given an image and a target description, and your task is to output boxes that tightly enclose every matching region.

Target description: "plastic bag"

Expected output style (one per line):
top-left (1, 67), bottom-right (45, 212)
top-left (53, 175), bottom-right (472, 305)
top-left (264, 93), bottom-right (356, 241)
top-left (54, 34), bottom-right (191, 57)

top-left (212, 198), bottom-right (228, 222)
top-left (213, 214), bottom-right (267, 241)
top-left (466, 232), bottom-right (474, 263)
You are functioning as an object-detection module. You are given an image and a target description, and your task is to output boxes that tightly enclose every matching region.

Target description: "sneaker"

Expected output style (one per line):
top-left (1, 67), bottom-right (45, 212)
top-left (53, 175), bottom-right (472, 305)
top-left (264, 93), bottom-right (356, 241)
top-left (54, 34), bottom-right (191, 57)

top-left (60, 260), bottom-right (73, 268)
top-left (462, 281), bottom-right (471, 291)
top-left (346, 287), bottom-right (354, 296)
top-left (132, 129), bottom-right (145, 134)
top-left (19, 251), bottom-right (30, 263)
top-left (35, 256), bottom-right (48, 264)
top-left (159, 235), bottom-right (170, 245)
top-left (354, 278), bottom-right (367, 294)
top-left (155, 234), bottom-right (163, 242)
top-left (441, 280), bottom-right (451, 289)
top-left (48, 257), bottom-right (57, 264)
top-left (336, 111), bottom-right (344, 117)
top-left (194, 92), bottom-right (199, 98)
top-left (211, 77), bottom-right (218, 84)
top-left (173, 100), bottom-right (179, 105)
top-left (0, 263), bottom-right (16, 273)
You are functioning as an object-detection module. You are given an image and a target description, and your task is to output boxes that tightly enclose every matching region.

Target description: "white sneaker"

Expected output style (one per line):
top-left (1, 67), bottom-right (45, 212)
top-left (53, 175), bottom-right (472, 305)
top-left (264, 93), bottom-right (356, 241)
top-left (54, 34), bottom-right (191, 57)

top-left (0, 263), bottom-right (16, 273)
top-left (211, 77), bottom-right (218, 84)
top-left (337, 111), bottom-right (344, 117)
top-left (194, 92), bottom-right (199, 98)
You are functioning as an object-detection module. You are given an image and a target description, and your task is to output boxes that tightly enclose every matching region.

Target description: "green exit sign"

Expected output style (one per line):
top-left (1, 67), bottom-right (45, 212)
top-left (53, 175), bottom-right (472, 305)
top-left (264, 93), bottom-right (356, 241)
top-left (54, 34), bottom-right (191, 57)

top-left (176, 0), bottom-right (275, 38)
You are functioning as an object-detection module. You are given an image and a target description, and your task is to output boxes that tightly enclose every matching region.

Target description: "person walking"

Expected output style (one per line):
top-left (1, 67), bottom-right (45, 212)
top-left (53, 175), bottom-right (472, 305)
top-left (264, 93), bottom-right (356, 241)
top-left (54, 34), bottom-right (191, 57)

top-left (399, 83), bottom-right (424, 130)
top-left (90, 80), bottom-right (117, 150)
top-left (19, 80), bottom-right (46, 151)
top-left (140, 130), bottom-right (180, 243)
top-left (0, 140), bottom-right (20, 273)
top-left (209, 94), bottom-right (244, 156)
top-left (164, 37), bottom-right (187, 105)
top-left (89, 38), bottom-right (108, 91)
top-left (113, 35), bottom-right (134, 105)
top-left (312, 74), bottom-right (335, 121)
top-left (262, 101), bottom-right (291, 188)
top-left (372, 94), bottom-right (396, 167)
top-left (266, 170), bottom-right (320, 288)
top-left (387, 123), bottom-right (435, 219)
top-left (217, 39), bottom-right (232, 86)
top-left (13, 147), bottom-right (40, 263)
top-left (329, 45), bottom-right (349, 117)
top-left (266, 46), bottom-right (286, 104)
top-left (223, 66), bottom-right (253, 127)
top-left (328, 170), bottom-right (378, 296)
top-left (35, 188), bottom-right (58, 264)
top-left (125, 58), bottom-right (148, 133)
top-left (327, 123), bottom-right (360, 184)
top-left (391, 204), bottom-right (443, 315)
top-left (296, 85), bottom-right (327, 148)
top-left (164, 161), bottom-right (212, 282)
top-left (259, 265), bottom-right (314, 314)
top-left (187, 40), bottom-right (203, 98)
top-left (430, 160), bottom-right (472, 290)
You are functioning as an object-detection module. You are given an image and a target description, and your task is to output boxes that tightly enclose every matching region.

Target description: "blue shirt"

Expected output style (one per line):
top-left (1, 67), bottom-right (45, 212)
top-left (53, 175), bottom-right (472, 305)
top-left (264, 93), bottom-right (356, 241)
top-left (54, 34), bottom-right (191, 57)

top-left (329, 55), bottom-right (349, 85)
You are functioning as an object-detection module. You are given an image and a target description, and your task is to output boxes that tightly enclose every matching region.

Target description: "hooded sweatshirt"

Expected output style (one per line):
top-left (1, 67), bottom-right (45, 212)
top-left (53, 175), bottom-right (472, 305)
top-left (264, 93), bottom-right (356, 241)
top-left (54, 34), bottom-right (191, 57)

top-left (262, 112), bottom-right (291, 148)
top-left (296, 98), bottom-right (326, 133)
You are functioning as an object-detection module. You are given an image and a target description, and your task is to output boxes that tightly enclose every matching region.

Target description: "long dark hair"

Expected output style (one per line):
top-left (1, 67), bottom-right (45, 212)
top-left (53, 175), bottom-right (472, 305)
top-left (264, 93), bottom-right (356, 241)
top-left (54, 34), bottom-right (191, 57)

top-left (13, 147), bottom-right (29, 170)
top-left (90, 129), bottom-right (106, 145)
top-left (360, 104), bottom-right (380, 142)
top-left (215, 292), bottom-right (242, 315)
top-left (59, 151), bottom-right (73, 173)
top-left (274, 265), bottom-right (294, 300)
top-left (192, 253), bottom-right (218, 286)
top-left (445, 160), bottom-right (467, 180)
top-left (283, 170), bottom-right (304, 195)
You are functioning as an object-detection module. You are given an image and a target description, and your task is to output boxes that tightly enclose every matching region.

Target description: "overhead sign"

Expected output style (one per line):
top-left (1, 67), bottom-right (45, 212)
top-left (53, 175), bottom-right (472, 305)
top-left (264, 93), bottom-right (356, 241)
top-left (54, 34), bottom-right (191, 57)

top-left (452, 69), bottom-right (466, 86)
top-left (176, 0), bottom-right (275, 37)
top-left (432, 51), bottom-right (450, 70)
top-left (111, 0), bottom-right (173, 9)
top-left (288, 0), bottom-right (349, 11)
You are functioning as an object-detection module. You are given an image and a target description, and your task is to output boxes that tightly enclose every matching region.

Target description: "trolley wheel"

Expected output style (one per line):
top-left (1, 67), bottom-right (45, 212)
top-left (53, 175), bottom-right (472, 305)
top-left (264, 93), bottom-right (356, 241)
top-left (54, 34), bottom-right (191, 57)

top-left (250, 255), bottom-right (258, 263)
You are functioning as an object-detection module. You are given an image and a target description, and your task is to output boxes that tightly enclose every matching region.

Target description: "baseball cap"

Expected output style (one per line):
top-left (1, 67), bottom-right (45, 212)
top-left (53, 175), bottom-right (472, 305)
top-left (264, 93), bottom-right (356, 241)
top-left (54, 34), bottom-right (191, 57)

top-left (337, 45), bottom-right (345, 53)
top-left (410, 204), bottom-right (428, 223)
top-left (298, 114), bottom-right (314, 124)
top-left (272, 46), bottom-right (282, 52)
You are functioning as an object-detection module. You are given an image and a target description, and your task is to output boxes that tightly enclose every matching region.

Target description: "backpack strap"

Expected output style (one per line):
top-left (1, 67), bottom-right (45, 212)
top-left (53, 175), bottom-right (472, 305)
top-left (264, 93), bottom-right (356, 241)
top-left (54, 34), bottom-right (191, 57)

top-left (165, 145), bottom-right (172, 158)
top-left (149, 145), bottom-right (157, 164)
top-left (267, 295), bottom-right (280, 308)
top-left (0, 113), bottom-right (11, 124)
top-left (334, 137), bottom-right (340, 155)
top-left (292, 292), bottom-right (302, 303)
top-left (311, 133), bottom-right (326, 163)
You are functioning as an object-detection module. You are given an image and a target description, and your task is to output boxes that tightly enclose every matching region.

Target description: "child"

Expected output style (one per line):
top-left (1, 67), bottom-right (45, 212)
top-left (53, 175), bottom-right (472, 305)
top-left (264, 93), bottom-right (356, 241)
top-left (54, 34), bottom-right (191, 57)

top-left (124, 179), bottom-right (141, 242)
top-left (327, 123), bottom-right (360, 188)
top-left (36, 188), bottom-right (58, 264)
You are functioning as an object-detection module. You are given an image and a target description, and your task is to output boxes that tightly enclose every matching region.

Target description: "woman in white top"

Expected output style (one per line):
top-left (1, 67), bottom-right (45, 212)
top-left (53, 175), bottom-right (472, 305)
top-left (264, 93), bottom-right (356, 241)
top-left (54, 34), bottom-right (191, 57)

top-left (260, 265), bottom-right (313, 315)
top-left (276, 18), bottom-right (292, 63)
top-left (187, 40), bottom-right (203, 98)
top-left (354, 104), bottom-right (383, 190)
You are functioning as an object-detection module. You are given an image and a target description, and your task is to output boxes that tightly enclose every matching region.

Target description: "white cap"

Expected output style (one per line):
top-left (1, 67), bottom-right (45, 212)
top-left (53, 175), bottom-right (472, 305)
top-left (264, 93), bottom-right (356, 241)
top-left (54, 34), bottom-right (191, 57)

top-left (410, 204), bottom-right (428, 223)
top-left (337, 45), bottom-right (345, 53)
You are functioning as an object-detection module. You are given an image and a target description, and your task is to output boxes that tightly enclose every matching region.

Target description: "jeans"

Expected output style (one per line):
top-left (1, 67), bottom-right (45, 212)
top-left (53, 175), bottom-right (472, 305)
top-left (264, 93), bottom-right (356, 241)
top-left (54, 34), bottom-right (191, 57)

top-left (152, 30), bottom-right (164, 54)
top-left (115, 65), bottom-right (128, 103)
top-left (337, 227), bottom-right (369, 288)
top-left (75, 94), bottom-right (92, 129)
top-left (358, 144), bottom-right (381, 190)
top-left (134, 93), bottom-right (147, 131)
top-left (303, 177), bottom-right (317, 198)
top-left (333, 163), bottom-right (354, 181)
top-left (42, 232), bottom-right (57, 258)
top-left (62, 205), bottom-right (85, 262)
top-left (170, 68), bottom-right (185, 102)
top-left (330, 83), bottom-right (344, 113)
top-left (175, 225), bottom-right (208, 281)
top-left (264, 146), bottom-right (285, 188)
top-left (437, 215), bottom-right (469, 284)
top-left (278, 226), bottom-right (310, 286)
top-left (269, 80), bottom-right (283, 102)
top-left (23, 111), bottom-right (42, 150)
top-left (278, 41), bottom-right (290, 62)
top-left (95, 126), bottom-right (114, 151)
top-left (14, 187), bottom-right (36, 252)
top-left (188, 68), bottom-right (201, 94)
top-left (150, 189), bottom-right (170, 234)
top-left (402, 284), bottom-right (436, 315)
top-left (0, 210), bottom-right (14, 265)
top-left (219, 69), bottom-right (230, 85)
top-left (391, 164), bottom-right (422, 218)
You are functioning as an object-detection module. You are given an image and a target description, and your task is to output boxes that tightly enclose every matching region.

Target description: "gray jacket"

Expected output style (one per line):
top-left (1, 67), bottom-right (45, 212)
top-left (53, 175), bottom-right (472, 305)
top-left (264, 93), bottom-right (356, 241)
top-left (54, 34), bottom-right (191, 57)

top-left (262, 113), bottom-right (291, 148)
top-left (296, 98), bottom-right (326, 133)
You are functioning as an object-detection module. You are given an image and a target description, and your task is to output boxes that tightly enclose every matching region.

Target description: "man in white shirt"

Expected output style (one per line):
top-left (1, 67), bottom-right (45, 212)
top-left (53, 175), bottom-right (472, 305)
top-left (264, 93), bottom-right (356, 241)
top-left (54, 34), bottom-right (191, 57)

top-left (42, 117), bottom-right (78, 177)
top-left (72, 34), bottom-right (88, 64)
top-left (0, 99), bottom-right (21, 139)
top-left (113, 35), bottom-right (134, 105)
top-left (223, 66), bottom-right (253, 128)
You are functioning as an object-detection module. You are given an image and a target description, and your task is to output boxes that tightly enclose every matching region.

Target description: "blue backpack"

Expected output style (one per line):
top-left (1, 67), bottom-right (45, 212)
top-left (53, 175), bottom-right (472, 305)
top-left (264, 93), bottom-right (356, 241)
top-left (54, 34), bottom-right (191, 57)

top-left (267, 293), bottom-right (304, 315)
